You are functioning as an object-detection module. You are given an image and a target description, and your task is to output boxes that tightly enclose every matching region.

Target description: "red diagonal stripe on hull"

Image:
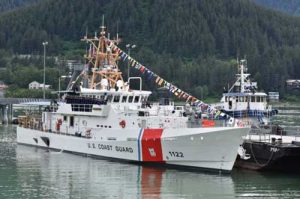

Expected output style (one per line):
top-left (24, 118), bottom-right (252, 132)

top-left (141, 129), bottom-right (164, 162)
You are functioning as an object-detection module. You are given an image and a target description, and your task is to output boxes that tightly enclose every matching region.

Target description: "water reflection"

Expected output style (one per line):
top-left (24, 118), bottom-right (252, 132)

top-left (232, 169), bottom-right (300, 198)
top-left (15, 145), bottom-right (235, 199)
top-left (2, 124), bottom-right (300, 199)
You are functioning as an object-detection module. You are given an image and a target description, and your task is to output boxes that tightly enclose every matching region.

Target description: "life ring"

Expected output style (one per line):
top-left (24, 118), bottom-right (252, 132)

top-left (237, 120), bottom-right (244, 127)
top-left (56, 119), bottom-right (62, 131)
top-left (85, 128), bottom-right (91, 137)
top-left (119, 120), bottom-right (126, 128)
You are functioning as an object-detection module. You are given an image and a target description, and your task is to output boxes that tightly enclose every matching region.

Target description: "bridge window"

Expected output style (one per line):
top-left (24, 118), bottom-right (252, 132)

top-left (122, 96), bottom-right (127, 103)
top-left (128, 96), bottom-right (133, 103)
top-left (113, 95), bottom-right (120, 103)
top-left (63, 116), bottom-right (67, 121)
top-left (257, 96), bottom-right (261, 102)
top-left (251, 96), bottom-right (255, 102)
top-left (106, 95), bottom-right (112, 102)
top-left (70, 116), bottom-right (74, 127)
top-left (71, 104), bottom-right (92, 112)
top-left (134, 96), bottom-right (140, 103)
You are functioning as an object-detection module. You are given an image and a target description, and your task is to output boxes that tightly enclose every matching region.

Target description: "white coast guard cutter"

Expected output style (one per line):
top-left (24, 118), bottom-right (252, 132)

top-left (17, 25), bottom-right (249, 173)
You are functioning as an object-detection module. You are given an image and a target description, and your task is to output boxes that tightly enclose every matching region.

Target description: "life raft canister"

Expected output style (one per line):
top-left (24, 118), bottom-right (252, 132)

top-left (119, 120), bottom-right (126, 128)
top-left (201, 119), bottom-right (215, 127)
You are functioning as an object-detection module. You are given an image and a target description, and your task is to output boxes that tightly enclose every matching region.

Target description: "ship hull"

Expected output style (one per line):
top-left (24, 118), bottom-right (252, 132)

top-left (17, 126), bottom-right (248, 173)
top-left (235, 140), bottom-right (300, 172)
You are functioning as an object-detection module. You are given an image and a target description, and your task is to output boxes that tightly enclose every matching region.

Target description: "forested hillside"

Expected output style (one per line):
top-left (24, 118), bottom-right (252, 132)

top-left (0, 0), bottom-right (42, 12)
top-left (253, 0), bottom-right (300, 16)
top-left (0, 0), bottom-right (300, 98)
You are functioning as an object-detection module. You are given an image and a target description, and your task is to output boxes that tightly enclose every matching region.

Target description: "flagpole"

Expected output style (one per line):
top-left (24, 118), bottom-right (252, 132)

top-left (42, 41), bottom-right (48, 99)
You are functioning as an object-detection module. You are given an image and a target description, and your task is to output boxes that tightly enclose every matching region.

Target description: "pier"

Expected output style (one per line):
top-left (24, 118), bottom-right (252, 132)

top-left (0, 98), bottom-right (50, 124)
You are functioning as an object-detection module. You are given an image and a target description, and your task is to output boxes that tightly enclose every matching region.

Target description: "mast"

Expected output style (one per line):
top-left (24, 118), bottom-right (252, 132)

top-left (240, 59), bottom-right (246, 93)
top-left (81, 17), bottom-right (123, 90)
top-left (228, 59), bottom-right (249, 93)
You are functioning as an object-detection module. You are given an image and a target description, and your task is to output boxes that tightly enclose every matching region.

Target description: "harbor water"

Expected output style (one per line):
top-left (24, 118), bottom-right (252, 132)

top-left (272, 104), bottom-right (300, 133)
top-left (1, 125), bottom-right (300, 198)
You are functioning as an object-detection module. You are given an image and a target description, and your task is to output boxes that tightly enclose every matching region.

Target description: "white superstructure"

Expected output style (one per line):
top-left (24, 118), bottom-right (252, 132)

top-left (219, 59), bottom-right (277, 124)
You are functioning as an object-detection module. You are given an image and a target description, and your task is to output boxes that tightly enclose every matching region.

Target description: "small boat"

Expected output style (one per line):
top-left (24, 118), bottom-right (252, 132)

top-left (17, 24), bottom-right (249, 173)
top-left (218, 59), bottom-right (300, 172)
top-left (218, 59), bottom-right (278, 126)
